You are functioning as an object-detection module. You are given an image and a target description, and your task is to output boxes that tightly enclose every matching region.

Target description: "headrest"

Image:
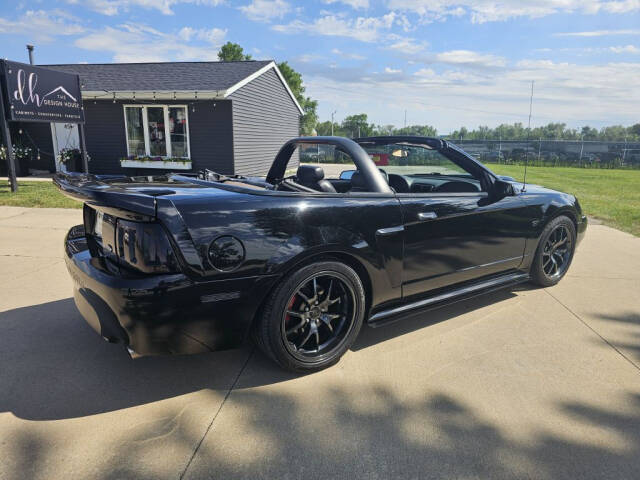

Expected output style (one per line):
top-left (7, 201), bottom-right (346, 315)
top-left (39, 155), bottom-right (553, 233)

top-left (297, 165), bottom-right (325, 183)
top-left (350, 171), bottom-right (367, 190)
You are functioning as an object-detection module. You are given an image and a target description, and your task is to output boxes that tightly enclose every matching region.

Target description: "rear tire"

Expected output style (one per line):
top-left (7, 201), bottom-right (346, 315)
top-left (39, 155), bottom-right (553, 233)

top-left (254, 261), bottom-right (365, 373)
top-left (530, 215), bottom-right (576, 287)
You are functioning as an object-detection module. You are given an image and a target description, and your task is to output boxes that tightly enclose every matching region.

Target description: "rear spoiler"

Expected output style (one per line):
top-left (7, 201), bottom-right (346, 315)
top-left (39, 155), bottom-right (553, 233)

top-left (53, 172), bottom-right (157, 218)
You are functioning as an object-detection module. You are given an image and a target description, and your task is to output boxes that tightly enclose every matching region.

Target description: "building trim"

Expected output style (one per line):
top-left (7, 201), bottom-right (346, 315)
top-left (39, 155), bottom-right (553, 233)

top-left (224, 62), bottom-right (304, 115)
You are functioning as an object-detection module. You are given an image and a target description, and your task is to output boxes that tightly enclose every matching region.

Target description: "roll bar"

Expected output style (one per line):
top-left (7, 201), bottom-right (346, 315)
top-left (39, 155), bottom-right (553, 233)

top-left (266, 136), bottom-right (393, 194)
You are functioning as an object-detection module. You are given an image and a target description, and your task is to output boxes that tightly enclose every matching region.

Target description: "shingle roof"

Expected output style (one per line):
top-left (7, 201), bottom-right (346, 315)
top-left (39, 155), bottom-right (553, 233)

top-left (42, 60), bottom-right (274, 92)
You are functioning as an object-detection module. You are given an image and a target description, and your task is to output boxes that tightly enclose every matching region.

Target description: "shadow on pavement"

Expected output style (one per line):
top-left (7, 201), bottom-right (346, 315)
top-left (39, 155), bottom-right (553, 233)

top-left (113, 381), bottom-right (640, 480)
top-left (3, 296), bottom-right (640, 479)
top-left (353, 288), bottom-right (518, 351)
top-left (176, 384), bottom-right (640, 479)
top-left (0, 298), bottom-right (261, 421)
top-left (1, 287), bottom-right (525, 421)
top-left (594, 311), bottom-right (640, 363)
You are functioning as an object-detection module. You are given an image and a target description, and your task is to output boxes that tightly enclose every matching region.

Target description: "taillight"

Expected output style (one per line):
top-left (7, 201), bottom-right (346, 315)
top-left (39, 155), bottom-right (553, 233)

top-left (116, 219), bottom-right (179, 274)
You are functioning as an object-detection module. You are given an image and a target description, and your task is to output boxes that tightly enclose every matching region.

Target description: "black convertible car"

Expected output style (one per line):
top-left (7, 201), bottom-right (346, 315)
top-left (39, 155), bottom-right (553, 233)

top-left (55, 136), bottom-right (586, 372)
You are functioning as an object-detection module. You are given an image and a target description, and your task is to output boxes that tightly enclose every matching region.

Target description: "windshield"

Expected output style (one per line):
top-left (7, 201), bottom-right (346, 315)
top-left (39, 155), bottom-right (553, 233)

top-left (360, 143), bottom-right (473, 178)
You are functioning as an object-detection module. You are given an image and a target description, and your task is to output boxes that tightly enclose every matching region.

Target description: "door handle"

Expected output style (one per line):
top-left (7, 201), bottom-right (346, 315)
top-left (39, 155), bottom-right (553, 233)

top-left (376, 225), bottom-right (404, 236)
top-left (418, 211), bottom-right (437, 221)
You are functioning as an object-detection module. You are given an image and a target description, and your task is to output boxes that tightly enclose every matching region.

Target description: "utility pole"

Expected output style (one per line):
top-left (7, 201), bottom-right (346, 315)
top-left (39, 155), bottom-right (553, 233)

top-left (404, 109), bottom-right (407, 129)
top-left (331, 110), bottom-right (337, 136)
top-left (579, 135), bottom-right (584, 166)
top-left (26, 44), bottom-right (34, 64)
top-left (538, 137), bottom-right (542, 162)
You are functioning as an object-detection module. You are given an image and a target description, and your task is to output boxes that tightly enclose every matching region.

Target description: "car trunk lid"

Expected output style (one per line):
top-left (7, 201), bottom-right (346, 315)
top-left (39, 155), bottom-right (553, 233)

top-left (53, 172), bottom-right (202, 217)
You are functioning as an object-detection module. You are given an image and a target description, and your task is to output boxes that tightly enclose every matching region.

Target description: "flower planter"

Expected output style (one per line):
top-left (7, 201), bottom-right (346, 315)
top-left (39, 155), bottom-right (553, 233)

top-left (120, 159), bottom-right (192, 170)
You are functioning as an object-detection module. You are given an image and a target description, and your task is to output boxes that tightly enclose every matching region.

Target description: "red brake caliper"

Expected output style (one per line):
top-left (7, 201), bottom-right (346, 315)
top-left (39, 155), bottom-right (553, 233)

top-left (285, 295), bottom-right (296, 326)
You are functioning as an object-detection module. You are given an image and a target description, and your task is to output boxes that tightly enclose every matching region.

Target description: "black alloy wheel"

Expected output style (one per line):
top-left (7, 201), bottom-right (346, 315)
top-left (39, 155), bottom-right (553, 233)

top-left (254, 261), bottom-right (365, 372)
top-left (282, 272), bottom-right (355, 359)
top-left (541, 224), bottom-right (573, 280)
top-left (531, 215), bottom-right (576, 287)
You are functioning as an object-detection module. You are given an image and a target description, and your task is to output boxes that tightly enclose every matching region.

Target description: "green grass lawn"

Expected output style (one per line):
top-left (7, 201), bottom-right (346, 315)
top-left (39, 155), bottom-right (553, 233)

top-left (486, 164), bottom-right (640, 236)
top-left (2, 167), bottom-right (639, 236)
top-left (0, 181), bottom-right (82, 209)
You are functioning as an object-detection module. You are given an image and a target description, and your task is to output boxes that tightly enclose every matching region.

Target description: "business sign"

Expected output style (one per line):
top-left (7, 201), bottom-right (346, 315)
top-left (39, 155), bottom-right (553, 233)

top-left (1, 60), bottom-right (84, 124)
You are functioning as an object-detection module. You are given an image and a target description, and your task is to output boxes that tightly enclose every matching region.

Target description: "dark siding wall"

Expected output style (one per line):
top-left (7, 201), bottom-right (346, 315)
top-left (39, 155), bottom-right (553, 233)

top-left (83, 100), bottom-right (234, 175)
top-left (83, 101), bottom-right (127, 174)
top-left (229, 68), bottom-right (300, 176)
top-left (189, 100), bottom-right (234, 174)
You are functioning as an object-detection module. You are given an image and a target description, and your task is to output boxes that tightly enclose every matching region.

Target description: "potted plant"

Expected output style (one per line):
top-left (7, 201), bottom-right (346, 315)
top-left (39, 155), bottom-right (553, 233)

top-left (59, 148), bottom-right (84, 172)
top-left (1, 144), bottom-right (32, 176)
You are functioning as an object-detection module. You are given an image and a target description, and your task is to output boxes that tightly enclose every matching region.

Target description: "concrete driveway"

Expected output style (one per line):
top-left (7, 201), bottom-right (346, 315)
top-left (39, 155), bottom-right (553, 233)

top-left (1, 206), bottom-right (639, 480)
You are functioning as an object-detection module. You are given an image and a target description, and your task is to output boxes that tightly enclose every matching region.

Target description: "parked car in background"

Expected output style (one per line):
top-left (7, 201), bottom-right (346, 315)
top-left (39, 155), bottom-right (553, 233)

top-left (55, 136), bottom-right (586, 372)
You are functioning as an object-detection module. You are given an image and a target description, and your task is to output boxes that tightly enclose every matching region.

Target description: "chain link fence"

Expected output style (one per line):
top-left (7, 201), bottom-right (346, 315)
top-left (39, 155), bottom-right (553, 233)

top-left (300, 139), bottom-right (640, 170)
top-left (445, 139), bottom-right (640, 169)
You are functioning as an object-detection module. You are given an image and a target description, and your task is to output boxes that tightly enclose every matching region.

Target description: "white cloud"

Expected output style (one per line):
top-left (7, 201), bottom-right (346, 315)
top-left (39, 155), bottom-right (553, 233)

top-left (67, 0), bottom-right (225, 16)
top-left (75, 23), bottom-right (227, 62)
top-left (239, 0), bottom-right (291, 22)
top-left (384, 67), bottom-right (402, 73)
top-left (296, 53), bottom-right (325, 63)
top-left (273, 13), bottom-right (397, 42)
top-left (323, 0), bottom-right (370, 9)
top-left (331, 48), bottom-right (366, 60)
top-left (609, 44), bottom-right (640, 53)
top-left (434, 50), bottom-right (506, 68)
top-left (554, 29), bottom-right (640, 37)
top-left (0, 9), bottom-right (85, 43)
top-left (386, 0), bottom-right (640, 23)
top-left (177, 26), bottom-right (227, 43)
top-left (304, 57), bottom-right (640, 131)
top-left (386, 36), bottom-right (428, 54)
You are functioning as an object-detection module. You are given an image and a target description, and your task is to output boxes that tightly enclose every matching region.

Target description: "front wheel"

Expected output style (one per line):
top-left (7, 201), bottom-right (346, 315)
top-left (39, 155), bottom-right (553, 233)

top-left (530, 215), bottom-right (576, 287)
top-left (254, 261), bottom-right (365, 373)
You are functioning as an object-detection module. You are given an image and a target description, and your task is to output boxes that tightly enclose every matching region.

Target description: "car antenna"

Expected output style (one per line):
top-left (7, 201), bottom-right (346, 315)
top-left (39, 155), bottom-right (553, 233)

top-left (522, 80), bottom-right (534, 193)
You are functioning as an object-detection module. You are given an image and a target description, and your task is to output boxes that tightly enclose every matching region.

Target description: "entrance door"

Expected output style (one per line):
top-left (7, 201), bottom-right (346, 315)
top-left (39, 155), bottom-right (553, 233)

top-left (51, 123), bottom-right (79, 172)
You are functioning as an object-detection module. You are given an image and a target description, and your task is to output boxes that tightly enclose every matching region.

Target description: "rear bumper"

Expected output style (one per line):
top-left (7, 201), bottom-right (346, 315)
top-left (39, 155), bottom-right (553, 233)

top-left (64, 226), bottom-right (277, 357)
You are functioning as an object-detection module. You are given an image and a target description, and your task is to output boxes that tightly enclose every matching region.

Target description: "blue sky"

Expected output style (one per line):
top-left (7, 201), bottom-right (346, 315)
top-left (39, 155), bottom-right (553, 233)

top-left (1, 0), bottom-right (639, 133)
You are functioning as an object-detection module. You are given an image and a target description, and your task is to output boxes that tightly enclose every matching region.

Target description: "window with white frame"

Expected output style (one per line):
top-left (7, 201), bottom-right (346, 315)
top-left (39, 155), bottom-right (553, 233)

top-left (124, 105), bottom-right (190, 158)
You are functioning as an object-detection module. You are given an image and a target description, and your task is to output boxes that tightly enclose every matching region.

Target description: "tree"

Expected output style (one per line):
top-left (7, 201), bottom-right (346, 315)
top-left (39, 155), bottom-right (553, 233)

top-left (394, 125), bottom-right (438, 137)
top-left (341, 114), bottom-right (374, 138)
top-left (316, 121), bottom-right (343, 136)
top-left (375, 124), bottom-right (396, 136)
top-left (581, 126), bottom-right (598, 140)
top-left (218, 42), bottom-right (252, 61)
top-left (277, 61), bottom-right (318, 135)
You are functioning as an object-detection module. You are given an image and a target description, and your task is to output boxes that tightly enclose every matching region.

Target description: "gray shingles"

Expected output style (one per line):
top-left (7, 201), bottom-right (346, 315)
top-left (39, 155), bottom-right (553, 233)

top-left (41, 61), bottom-right (273, 92)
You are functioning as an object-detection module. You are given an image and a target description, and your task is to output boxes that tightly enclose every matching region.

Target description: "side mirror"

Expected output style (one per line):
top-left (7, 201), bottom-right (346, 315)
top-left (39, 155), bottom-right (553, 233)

top-left (493, 179), bottom-right (515, 197)
top-left (339, 169), bottom-right (356, 180)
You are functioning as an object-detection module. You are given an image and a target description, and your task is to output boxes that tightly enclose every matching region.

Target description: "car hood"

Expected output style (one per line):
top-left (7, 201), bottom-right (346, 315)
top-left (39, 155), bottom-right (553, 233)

top-left (502, 179), bottom-right (574, 199)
